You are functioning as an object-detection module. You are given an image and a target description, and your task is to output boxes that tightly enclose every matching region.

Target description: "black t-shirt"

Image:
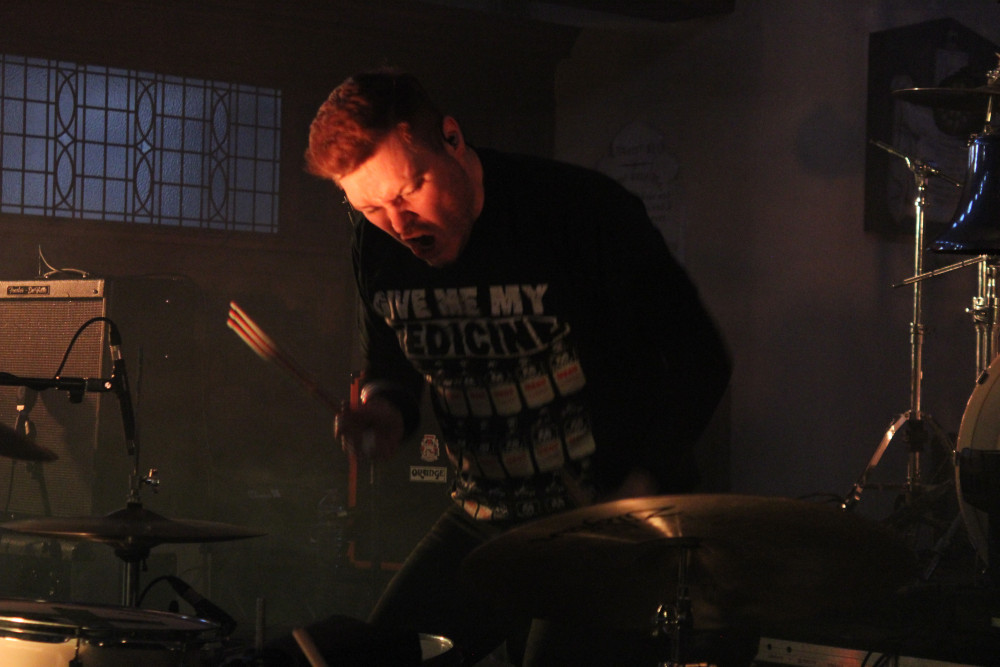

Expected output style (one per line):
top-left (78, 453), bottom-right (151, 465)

top-left (353, 148), bottom-right (730, 522)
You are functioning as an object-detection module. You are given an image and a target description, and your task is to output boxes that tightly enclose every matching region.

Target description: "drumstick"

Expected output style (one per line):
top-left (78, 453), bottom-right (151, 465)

top-left (226, 301), bottom-right (340, 414)
top-left (292, 627), bottom-right (330, 667)
top-left (228, 302), bottom-right (376, 459)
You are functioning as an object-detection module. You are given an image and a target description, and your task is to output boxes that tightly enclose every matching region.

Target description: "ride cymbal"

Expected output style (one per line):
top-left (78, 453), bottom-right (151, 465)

top-left (892, 84), bottom-right (1000, 113)
top-left (459, 494), bottom-right (916, 630)
top-left (1, 502), bottom-right (264, 550)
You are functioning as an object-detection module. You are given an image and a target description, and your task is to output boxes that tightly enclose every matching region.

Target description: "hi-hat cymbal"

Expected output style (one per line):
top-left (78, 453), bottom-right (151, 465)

top-left (459, 494), bottom-right (916, 631)
top-left (892, 84), bottom-right (1000, 112)
top-left (0, 424), bottom-right (58, 462)
top-left (1, 502), bottom-right (265, 552)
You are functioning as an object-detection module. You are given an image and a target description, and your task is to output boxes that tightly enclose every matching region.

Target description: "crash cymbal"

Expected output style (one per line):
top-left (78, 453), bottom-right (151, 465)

top-left (0, 423), bottom-right (58, 462)
top-left (892, 84), bottom-right (1000, 112)
top-left (459, 494), bottom-right (916, 630)
top-left (1, 502), bottom-right (264, 550)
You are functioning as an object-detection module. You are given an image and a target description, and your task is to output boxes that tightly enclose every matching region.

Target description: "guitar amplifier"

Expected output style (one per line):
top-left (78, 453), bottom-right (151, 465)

top-left (0, 279), bottom-right (107, 518)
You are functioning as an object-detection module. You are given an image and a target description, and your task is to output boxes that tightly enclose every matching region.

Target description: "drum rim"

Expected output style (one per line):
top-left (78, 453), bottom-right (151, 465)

top-left (0, 598), bottom-right (219, 641)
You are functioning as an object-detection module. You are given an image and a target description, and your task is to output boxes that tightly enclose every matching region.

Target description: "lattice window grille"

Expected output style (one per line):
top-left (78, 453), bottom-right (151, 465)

top-left (0, 54), bottom-right (281, 232)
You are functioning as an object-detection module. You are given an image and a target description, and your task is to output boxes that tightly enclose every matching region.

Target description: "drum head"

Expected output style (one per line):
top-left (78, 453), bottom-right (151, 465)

top-left (955, 358), bottom-right (1000, 566)
top-left (0, 599), bottom-right (219, 667)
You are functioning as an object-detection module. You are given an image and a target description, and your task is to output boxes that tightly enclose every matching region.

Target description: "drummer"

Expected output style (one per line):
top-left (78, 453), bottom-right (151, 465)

top-left (303, 69), bottom-right (731, 665)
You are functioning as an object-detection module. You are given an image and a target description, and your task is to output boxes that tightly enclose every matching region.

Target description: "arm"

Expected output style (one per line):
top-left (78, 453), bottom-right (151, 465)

top-left (339, 212), bottom-right (425, 461)
top-left (565, 173), bottom-right (731, 495)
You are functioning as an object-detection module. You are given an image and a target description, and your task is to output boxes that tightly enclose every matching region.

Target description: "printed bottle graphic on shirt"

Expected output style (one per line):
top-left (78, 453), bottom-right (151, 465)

top-left (500, 417), bottom-right (535, 478)
top-left (447, 418), bottom-right (479, 476)
top-left (513, 481), bottom-right (541, 519)
top-left (461, 362), bottom-right (493, 418)
top-left (531, 408), bottom-right (566, 473)
top-left (486, 361), bottom-right (522, 417)
top-left (435, 368), bottom-right (468, 417)
top-left (472, 419), bottom-right (506, 480)
top-left (515, 355), bottom-right (555, 409)
top-left (560, 402), bottom-right (596, 460)
top-left (549, 338), bottom-right (586, 396)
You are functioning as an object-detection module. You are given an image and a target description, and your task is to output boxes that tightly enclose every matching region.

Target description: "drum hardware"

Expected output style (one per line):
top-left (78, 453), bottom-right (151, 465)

top-left (929, 127), bottom-right (1000, 373)
top-left (0, 317), bottom-right (265, 629)
top-left (841, 141), bottom-right (961, 512)
top-left (899, 55), bottom-right (1000, 368)
top-left (460, 495), bottom-right (916, 655)
top-left (900, 58), bottom-right (1000, 576)
top-left (651, 537), bottom-right (699, 667)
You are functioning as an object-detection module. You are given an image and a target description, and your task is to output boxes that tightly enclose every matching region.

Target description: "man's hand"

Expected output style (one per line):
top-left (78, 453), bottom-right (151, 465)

top-left (334, 395), bottom-right (405, 462)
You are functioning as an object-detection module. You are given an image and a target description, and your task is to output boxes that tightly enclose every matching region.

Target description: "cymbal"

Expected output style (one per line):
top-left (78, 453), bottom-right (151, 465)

top-left (459, 494), bottom-right (916, 630)
top-left (892, 84), bottom-right (1000, 112)
top-left (1, 503), bottom-right (265, 551)
top-left (0, 423), bottom-right (58, 462)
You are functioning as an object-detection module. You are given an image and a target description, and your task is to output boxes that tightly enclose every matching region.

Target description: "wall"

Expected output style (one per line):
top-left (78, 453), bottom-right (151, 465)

top-left (555, 0), bottom-right (1000, 522)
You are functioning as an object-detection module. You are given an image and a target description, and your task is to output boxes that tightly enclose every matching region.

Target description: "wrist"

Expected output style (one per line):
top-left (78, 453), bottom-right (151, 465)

top-left (359, 380), bottom-right (419, 435)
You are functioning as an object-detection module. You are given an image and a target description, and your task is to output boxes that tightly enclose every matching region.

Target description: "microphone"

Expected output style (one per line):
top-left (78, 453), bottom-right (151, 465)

top-left (166, 575), bottom-right (238, 636)
top-left (108, 325), bottom-right (137, 456)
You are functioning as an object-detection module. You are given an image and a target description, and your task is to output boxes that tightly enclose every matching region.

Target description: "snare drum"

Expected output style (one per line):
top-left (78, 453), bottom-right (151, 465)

top-left (0, 598), bottom-right (219, 666)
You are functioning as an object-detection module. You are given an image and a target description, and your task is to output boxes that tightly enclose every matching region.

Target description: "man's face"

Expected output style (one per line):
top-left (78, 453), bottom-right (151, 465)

top-left (339, 127), bottom-right (479, 267)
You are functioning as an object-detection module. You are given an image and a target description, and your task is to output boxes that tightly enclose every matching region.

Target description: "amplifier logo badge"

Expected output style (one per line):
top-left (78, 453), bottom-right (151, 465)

top-left (7, 285), bottom-right (49, 295)
top-left (420, 434), bottom-right (440, 462)
top-left (410, 466), bottom-right (448, 483)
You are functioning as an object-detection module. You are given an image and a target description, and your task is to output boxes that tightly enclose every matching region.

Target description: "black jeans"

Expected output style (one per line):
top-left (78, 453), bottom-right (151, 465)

top-left (368, 504), bottom-right (517, 664)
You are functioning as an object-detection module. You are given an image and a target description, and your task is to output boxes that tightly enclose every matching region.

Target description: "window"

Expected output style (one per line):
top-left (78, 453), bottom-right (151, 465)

top-left (1, 54), bottom-right (281, 232)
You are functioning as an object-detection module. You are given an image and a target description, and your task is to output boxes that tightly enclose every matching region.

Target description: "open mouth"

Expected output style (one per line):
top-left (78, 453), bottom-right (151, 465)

top-left (405, 235), bottom-right (435, 252)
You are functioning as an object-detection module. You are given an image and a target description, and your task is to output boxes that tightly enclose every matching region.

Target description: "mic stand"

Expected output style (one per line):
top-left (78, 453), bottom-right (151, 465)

top-left (842, 143), bottom-right (959, 511)
top-left (0, 372), bottom-right (113, 402)
top-left (0, 355), bottom-right (152, 606)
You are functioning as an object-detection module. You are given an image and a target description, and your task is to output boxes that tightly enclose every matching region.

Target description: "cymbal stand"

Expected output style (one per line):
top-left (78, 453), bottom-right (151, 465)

top-left (654, 538), bottom-right (699, 667)
top-left (119, 347), bottom-right (160, 607)
top-left (842, 144), bottom-right (958, 511)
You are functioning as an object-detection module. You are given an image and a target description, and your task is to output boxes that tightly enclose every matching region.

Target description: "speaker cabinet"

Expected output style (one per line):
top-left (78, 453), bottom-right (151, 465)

top-left (0, 279), bottom-right (107, 518)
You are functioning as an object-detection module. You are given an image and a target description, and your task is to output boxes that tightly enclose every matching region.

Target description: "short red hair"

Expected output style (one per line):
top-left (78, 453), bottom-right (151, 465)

top-left (305, 69), bottom-right (446, 185)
